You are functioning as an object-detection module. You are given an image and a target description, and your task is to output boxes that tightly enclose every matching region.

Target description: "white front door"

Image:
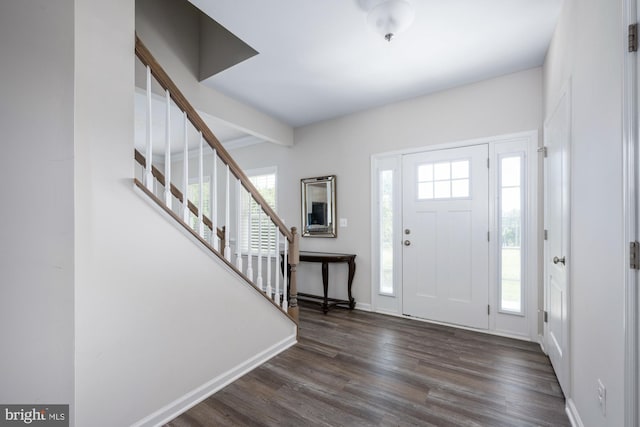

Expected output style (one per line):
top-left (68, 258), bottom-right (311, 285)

top-left (544, 86), bottom-right (571, 394)
top-left (402, 144), bottom-right (489, 329)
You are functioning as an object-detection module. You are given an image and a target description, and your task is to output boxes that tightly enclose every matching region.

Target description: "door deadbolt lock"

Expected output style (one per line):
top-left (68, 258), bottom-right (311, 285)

top-left (404, 229), bottom-right (411, 235)
top-left (404, 240), bottom-right (411, 246)
top-left (553, 256), bottom-right (566, 265)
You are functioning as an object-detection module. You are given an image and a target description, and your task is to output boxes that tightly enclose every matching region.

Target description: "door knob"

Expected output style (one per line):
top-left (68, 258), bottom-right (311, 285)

top-left (553, 256), bottom-right (565, 265)
top-left (404, 240), bottom-right (411, 246)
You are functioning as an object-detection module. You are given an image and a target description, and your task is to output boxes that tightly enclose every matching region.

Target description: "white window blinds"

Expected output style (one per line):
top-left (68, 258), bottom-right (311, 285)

top-left (240, 170), bottom-right (277, 254)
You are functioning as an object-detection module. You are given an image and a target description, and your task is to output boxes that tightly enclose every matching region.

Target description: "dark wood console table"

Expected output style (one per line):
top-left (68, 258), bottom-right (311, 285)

top-left (282, 251), bottom-right (356, 313)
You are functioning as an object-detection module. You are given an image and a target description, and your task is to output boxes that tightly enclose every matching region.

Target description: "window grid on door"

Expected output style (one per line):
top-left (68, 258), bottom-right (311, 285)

top-left (417, 159), bottom-right (470, 200)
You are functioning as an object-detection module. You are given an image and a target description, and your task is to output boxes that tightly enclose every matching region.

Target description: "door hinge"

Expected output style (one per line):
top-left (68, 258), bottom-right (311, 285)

top-left (487, 305), bottom-right (491, 315)
top-left (537, 146), bottom-right (548, 157)
top-left (487, 158), bottom-right (490, 169)
top-left (544, 229), bottom-right (548, 240)
top-left (544, 311), bottom-right (548, 323)
top-left (487, 231), bottom-right (490, 242)
top-left (631, 241), bottom-right (640, 270)
top-left (629, 23), bottom-right (638, 52)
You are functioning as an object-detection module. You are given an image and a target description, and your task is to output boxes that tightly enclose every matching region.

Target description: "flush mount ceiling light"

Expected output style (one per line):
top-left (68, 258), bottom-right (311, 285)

top-left (366, 0), bottom-right (415, 42)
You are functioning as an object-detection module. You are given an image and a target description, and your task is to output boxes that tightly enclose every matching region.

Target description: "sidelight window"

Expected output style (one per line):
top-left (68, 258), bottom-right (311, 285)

top-left (498, 154), bottom-right (524, 314)
top-left (379, 169), bottom-right (394, 295)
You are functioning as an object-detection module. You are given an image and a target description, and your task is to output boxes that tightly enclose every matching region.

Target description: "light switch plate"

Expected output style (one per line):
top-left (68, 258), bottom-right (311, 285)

top-left (339, 218), bottom-right (348, 227)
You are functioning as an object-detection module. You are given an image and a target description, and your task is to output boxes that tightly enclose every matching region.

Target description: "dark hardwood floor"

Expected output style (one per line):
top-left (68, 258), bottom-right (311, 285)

top-left (166, 303), bottom-right (569, 427)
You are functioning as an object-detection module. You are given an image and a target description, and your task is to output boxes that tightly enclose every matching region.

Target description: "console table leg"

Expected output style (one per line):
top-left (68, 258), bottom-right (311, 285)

top-left (347, 259), bottom-right (356, 309)
top-left (322, 261), bottom-right (329, 313)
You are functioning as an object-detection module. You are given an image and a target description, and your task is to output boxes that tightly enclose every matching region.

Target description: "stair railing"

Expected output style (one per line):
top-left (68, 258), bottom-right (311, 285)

top-left (133, 35), bottom-right (299, 322)
top-left (134, 149), bottom-right (226, 252)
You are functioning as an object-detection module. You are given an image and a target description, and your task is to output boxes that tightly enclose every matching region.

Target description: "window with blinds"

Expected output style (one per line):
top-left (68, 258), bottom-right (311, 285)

top-left (240, 169), bottom-right (277, 254)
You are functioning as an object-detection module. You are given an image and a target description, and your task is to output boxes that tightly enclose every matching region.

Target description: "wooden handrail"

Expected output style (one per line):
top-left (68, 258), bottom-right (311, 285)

top-left (135, 35), bottom-right (293, 242)
top-left (134, 149), bottom-right (225, 244)
top-left (135, 35), bottom-right (298, 321)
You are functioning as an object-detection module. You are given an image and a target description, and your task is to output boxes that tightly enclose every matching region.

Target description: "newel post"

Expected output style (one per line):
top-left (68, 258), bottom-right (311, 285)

top-left (288, 227), bottom-right (300, 322)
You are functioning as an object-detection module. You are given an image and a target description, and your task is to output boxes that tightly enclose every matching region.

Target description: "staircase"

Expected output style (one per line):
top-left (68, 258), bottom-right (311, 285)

top-left (133, 35), bottom-right (300, 325)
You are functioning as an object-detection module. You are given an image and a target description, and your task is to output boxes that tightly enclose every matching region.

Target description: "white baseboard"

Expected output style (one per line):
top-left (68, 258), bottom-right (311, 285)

top-left (355, 303), bottom-right (372, 312)
top-left (566, 398), bottom-right (584, 427)
top-left (131, 334), bottom-right (297, 427)
top-left (374, 307), bottom-right (401, 317)
top-left (538, 334), bottom-right (547, 355)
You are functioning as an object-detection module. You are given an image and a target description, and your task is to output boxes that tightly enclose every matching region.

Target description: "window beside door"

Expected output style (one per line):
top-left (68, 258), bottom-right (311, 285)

top-left (499, 153), bottom-right (525, 315)
top-left (379, 169), bottom-right (394, 295)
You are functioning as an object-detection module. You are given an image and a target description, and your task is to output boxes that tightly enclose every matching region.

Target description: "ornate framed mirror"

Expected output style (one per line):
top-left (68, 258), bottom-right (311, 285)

top-left (301, 175), bottom-right (337, 238)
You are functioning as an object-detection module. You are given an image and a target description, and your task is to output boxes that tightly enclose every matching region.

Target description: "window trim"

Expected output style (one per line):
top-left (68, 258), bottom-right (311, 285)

top-left (497, 152), bottom-right (526, 316)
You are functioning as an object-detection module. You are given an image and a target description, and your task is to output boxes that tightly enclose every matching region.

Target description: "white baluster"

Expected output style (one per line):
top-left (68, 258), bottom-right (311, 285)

top-left (163, 89), bottom-right (172, 207)
top-left (246, 196), bottom-right (254, 282)
top-left (198, 132), bottom-right (204, 238)
top-left (282, 231), bottom-right (288, 311)
top-left (182, 112), bottom-right (189, 223)
top-left (266, 221), bottom-right (273, 300)
top-left (224, 165), bottom-right (231, 260)
top-left (256, 209), bottom-right (263, 291)
top-left (144, 65), bottom-right (153, 191)
top-left (275, 229), bottom-right (280, 305)
top-left (235, 179), bottom-right (243, 270)
top-left (211, 149), bottom-right (218, 248)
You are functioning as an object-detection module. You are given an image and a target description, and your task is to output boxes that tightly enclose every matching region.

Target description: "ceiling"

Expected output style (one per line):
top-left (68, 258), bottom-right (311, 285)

top-left (189, 0), bottom-right (563, 128)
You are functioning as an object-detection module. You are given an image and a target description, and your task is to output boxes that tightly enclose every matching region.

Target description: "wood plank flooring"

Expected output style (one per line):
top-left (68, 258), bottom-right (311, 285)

top-left (166, 304), bottom-right (569, 426)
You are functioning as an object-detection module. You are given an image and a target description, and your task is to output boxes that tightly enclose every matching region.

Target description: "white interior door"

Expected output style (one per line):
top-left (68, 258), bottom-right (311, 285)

top-left (402, 144), bottom-right (489, 329)
top-left (544, 86), bottom-right (571, 394)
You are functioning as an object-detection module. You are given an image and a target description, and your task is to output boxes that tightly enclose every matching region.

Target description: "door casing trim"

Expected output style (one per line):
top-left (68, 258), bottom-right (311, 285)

top-left (370, 130), bottom-right (539, 341)
top-left (543, 78), bottom-right (572, 398)
top-left (623, 0), bottom-right (638, 424)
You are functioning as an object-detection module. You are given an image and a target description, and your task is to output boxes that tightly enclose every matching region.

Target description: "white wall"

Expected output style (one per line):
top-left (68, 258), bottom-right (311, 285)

top-left (231, 68), bottom-right (542, 308)
top-left (543, 0), bottom-right (626, 425)
top-left (73, 1), bottom-right (295, 426)
top-left (0, 0), bottom-right (75, 414)
top-left (135, 0), bottom-right (294, 146)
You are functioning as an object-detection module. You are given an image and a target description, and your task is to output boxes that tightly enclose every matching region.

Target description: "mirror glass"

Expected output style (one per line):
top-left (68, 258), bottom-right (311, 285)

top-left (301, 175), bottom-right (336, 237)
